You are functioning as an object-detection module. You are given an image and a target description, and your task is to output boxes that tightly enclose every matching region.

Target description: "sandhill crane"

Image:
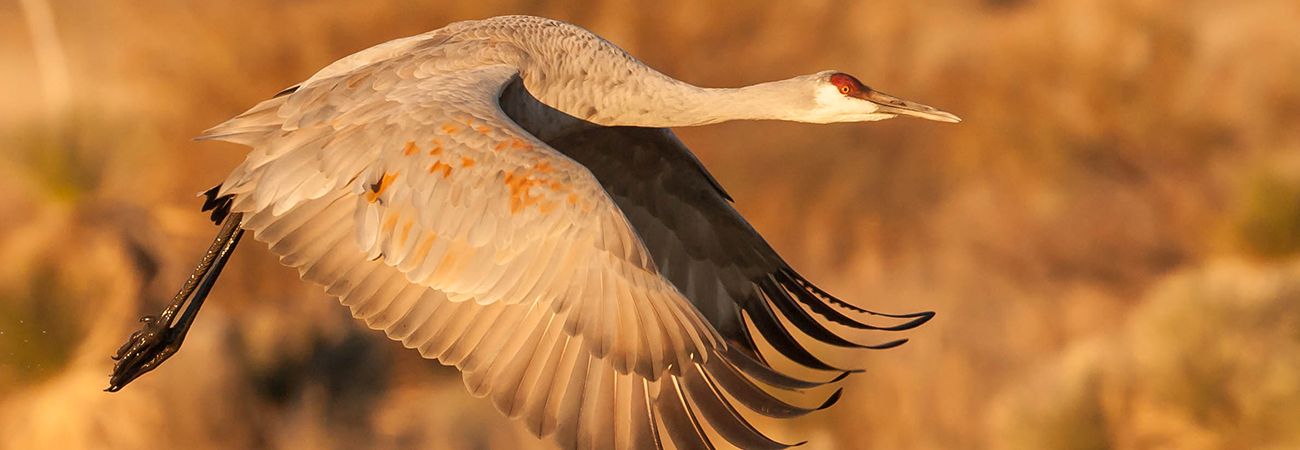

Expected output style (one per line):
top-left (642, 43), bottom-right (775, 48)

top-left (107, 15), bottom-right (958, 450)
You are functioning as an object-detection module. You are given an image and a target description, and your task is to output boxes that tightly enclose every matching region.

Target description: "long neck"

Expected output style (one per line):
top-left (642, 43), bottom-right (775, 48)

top-left (512, 35), bottom-right (817, 129)
top-left (529, 70), bottom-right (817, 128)
top-left (485, 17), bottom-right (817, 131)
top-left (620, 77), bottom-right (820, 127)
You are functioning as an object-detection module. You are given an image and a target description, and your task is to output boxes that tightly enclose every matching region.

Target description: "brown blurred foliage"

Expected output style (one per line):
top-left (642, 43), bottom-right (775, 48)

top-left (1, 0), bottom-right (1298, 449)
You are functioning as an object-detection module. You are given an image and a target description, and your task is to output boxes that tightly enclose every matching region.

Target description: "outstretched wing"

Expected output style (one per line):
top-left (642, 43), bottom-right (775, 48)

top-left (546, 126), bottom-right (934, 375)
top-left (201, 44), bottom-right (835, 449)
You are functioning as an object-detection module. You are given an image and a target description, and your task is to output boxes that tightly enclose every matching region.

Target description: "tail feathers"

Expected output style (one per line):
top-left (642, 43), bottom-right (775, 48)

top-left (199, 185), bottom-right (235, 225)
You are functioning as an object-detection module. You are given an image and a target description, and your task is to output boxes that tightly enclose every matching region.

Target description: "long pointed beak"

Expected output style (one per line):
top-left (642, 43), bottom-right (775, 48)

top-left (863, 90), bottom-right (961, 123)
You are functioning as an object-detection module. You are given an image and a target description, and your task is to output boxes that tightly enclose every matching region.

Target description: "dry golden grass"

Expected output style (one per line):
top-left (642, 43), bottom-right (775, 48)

top-left (1, 0), bottom-right (1298, 449)
top-left (990, 260), bottom-right (1300, 450)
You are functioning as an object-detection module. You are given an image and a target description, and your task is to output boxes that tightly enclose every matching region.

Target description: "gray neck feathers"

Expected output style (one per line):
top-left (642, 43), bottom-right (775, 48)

top-left (481, 16), bottom-right (817, 131)
top-left (524, 65), bottom-right (818, 128)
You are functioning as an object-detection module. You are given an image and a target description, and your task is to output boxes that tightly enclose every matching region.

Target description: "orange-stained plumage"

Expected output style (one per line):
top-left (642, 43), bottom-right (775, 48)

top-left (109, 14), bottom-right (956, 450)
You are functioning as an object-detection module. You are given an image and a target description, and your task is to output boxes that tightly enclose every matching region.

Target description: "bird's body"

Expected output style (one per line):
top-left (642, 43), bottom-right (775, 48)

top-left (109, 15), bottom-right (958, 450)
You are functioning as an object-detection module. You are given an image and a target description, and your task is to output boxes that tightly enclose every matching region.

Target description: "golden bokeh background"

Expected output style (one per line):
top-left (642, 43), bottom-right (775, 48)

top-left (2, 1), bottom-right (1299, 449)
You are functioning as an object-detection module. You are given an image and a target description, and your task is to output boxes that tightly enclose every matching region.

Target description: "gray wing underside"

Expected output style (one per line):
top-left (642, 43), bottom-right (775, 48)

top-left (202, 64), bottom-right (863, 450)
top-left (198, 16), bottom-right (932, 448)
top-left (545, 126), bottom-right (934, 374)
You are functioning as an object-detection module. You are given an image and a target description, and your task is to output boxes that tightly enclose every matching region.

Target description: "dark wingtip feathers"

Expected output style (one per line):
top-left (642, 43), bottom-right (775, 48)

top-left (775, 268), bottom-right (936, 332)
top-left (862, 338), bottom-right (909, 350)
top-left (817, 388), bottom-right (844, 410)
top-left (721, 346), bottom-right (845, 390)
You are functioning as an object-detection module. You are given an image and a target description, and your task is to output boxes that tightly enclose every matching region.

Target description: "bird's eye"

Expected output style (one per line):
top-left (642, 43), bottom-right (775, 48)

top-left (839, 85), bottom-right (851, 94)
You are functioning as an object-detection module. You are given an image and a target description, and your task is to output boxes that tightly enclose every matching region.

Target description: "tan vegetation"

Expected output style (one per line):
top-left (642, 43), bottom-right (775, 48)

top-left (1, 0), bottom-right (1298, 449)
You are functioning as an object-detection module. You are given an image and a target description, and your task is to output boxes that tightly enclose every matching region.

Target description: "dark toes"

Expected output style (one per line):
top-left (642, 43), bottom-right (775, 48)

top-left (107, 327), bottom-right (185, 392)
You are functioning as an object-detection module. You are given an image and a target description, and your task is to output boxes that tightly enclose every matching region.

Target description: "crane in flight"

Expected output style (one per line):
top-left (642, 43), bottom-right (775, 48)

top-left (107, 15), bottom-right (958, 450)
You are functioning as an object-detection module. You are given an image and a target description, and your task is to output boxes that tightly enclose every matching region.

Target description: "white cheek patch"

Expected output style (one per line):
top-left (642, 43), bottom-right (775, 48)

top-left (808, 84), bottom-right (884, 123)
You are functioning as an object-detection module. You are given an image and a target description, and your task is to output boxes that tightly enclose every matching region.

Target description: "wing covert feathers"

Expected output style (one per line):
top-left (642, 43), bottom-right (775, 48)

top-left (202, 17), bottom-right (928, 450)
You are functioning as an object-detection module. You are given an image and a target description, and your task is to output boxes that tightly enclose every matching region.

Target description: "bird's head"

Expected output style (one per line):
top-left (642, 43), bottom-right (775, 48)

top-left (799, 71), bottom-right (960, 124)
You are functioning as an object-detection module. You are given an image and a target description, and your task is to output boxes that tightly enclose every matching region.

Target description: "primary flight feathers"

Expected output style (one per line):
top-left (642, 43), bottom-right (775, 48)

top-left (127, 14), bottom-right (954, 450)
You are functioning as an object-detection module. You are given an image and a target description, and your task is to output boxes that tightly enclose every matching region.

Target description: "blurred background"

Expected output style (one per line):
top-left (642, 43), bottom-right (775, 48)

top-left (2, 0), bottom-right (1299, 449)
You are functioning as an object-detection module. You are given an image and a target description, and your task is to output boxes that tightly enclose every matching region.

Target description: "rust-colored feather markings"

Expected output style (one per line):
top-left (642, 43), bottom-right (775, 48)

top-left (108, 14), bottom-right (958, 450)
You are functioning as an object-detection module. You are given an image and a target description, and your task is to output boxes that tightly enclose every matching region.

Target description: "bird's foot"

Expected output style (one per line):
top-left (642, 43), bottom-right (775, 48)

top-left (104, 212), bottom-right (245, 393)
top-left (106, 314), bottom-right (184, 392)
